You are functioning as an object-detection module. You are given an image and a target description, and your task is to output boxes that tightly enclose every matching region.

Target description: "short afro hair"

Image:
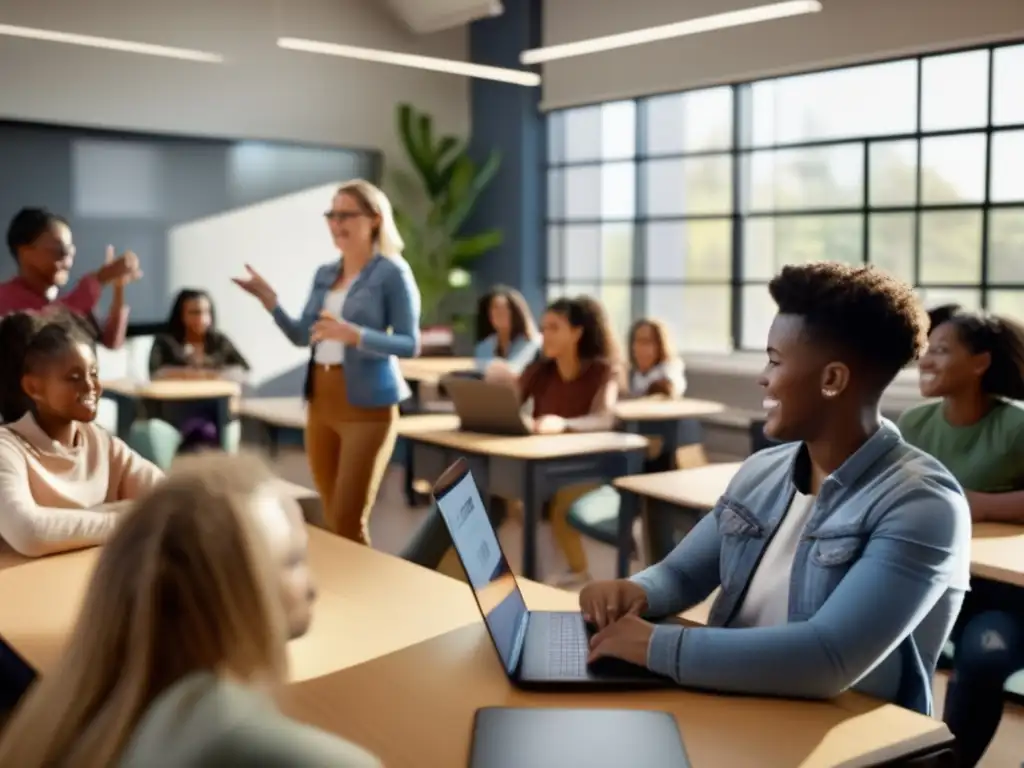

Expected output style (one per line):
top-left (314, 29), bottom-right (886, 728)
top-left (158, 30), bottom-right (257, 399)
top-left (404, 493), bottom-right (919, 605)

top-left (768, 262), bottom-right (928, 387)
top-left (6, 207), bottom-right (67, 260)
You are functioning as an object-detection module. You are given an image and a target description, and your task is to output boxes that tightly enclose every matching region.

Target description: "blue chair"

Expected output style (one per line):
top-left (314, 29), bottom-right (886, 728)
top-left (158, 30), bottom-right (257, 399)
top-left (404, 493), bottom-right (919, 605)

top-left (126, 419), bottom-right (182, 470)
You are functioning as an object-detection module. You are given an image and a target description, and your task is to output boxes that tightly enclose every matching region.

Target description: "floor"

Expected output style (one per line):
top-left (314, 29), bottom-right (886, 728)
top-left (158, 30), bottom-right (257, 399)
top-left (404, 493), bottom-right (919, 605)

top-left (270, 447), bottom-right (1024, 768)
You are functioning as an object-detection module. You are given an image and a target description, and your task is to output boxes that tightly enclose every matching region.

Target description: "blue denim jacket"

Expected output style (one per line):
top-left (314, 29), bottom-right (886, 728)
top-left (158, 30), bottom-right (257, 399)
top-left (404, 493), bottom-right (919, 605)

top-left (632, 419), bottom-right (970, 714)
top-left (271, 255), bottom-right (421, 407)
top-left (473, 334), bottom-right (540, 374)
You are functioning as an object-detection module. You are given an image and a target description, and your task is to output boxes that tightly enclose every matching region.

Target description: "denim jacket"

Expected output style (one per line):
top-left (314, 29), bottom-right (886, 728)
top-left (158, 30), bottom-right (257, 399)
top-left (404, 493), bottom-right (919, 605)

top-left (632, 419), bottom-right (971, 714)
top-left (473, 334), bottom-right (540, 374)
top-left (271, 255), bottom-right (421, 407)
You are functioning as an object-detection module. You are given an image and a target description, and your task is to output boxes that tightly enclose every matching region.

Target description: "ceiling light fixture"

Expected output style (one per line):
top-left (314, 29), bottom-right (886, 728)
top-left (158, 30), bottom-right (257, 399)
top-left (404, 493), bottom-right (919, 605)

top-left (0, 23), bottom-right (224, 63)
top-left (278, 37), bottom-right (540, 87)
top-left (520, 0), bottom-right (822, 65)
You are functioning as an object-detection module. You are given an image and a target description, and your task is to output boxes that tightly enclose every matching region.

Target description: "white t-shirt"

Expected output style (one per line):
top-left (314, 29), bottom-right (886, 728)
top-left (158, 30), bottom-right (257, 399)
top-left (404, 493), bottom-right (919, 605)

top-left (731, 490), bottom-right (817, 628)
top-left (630, 358), bottom-right (686, 397)
top-left (314, 288), bottom-right (348, 365)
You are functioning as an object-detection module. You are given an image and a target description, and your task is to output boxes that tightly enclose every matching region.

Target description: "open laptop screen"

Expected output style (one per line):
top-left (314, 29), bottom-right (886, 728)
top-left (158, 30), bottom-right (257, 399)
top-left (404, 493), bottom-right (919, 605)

top-left (434, 470), bottom-right (528, 675)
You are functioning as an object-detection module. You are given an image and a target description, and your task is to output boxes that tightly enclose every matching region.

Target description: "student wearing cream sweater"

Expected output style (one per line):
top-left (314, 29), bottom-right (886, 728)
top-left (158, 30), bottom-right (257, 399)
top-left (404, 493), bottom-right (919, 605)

top-left (0, 310), bottom-right (162, 557)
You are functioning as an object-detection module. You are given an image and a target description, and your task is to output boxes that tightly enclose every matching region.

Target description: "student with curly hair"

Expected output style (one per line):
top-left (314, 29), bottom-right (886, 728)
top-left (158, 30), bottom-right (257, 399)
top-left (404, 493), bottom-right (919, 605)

top-left (473, 285), bottom-right (540, 376)
top-left (578, 263), bottom-right (970, 715)
top-left (627, 318), bottom-right (686, 398)
top-left (0, 310), bottom-right (162, 557)
top-left (899, 304), bottom-right (1024, 766)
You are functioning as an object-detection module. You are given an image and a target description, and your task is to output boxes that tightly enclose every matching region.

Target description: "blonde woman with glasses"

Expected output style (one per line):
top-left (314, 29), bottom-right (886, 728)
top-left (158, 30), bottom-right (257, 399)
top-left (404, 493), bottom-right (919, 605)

top-left (0, 454), bottom-right (381, 767)
top-left (233, 180), bottom-right (421, 547)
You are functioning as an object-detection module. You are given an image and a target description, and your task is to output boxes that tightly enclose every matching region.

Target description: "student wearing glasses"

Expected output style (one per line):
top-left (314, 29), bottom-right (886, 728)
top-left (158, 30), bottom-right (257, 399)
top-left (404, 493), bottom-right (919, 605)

top-left (233, 180), bottom-right (420, 546)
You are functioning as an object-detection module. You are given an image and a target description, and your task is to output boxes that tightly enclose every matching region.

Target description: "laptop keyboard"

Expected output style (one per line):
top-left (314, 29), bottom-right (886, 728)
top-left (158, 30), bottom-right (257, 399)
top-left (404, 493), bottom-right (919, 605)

top-left (547, 614), bottom-right (590, 677)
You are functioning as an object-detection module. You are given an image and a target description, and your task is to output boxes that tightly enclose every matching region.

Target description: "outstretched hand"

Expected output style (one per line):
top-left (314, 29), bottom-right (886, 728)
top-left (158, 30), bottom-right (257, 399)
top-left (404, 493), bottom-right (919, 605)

top-left (232, 264), bottom-right (277, 310)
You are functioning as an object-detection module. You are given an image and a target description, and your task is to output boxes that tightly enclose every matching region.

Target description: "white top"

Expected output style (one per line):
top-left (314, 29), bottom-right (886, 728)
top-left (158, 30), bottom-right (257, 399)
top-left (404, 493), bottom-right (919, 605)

top-left (732, 490), bottom-right (817, 628)
top-left (314, 288), bottom-right (348, 365)
top-left (630, 358), bottom-right (687, 397)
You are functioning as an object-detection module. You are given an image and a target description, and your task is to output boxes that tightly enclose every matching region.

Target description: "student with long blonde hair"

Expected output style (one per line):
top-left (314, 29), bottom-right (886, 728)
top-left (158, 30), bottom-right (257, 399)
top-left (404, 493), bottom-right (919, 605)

top-left (233, 179), bottom-right (421, 547)
top-left (0, 454), bottom-right (381, 767)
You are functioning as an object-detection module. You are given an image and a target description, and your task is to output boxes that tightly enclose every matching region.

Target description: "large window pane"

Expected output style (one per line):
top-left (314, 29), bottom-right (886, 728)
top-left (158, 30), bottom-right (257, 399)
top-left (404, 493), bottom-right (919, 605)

top-left (988, 290), bottom-right (1024, 322)
top-left (643, 156), bottom-right (731, 216)
top-left (563, 106), bottom-right (602, 163)
top-left (547, 226), bottom-right (563, 281)
top-left (746, 145), bottom-right (863, 212)
top-left (645, 220), bottom-right (731, 281)
top-left (990, 130), bottom-right (1024, 202)
top-left (547, 169), bottom-right (564, 220)
top-left (563, 102), bottom-right (636, 163)
top-left (921, 50), bottom-right (989, 131)
top-left (750, 60), bottom-right (917, 146)
top-left (599, 284), bottom-right (633, 340)
top-left (565, 166), bottom-right (599, 219)
top-left (601, 224), bottom-right (634, 281)
top-left (740, 284), bottom-right (776, 350)
top-left (645, 285), bottom-right (732, 353)
top-left (988, 208), bottom-right (1024, 284)
top-left (920, 135), bottom-right (987, 205)
top-left (919, 210), bottom-right (982, 284)
top-left (918, 288), bottom-right (981, 312)
top-left (601, 162), bottom-right (636, 218)
top-left (743, 215), bottom-right (862, 281)
top-left (644, 87), bottom-right (733, 154)
top-left (869, 213), bottom-right (915, 284)
top-left (547, 112), bottom-right (565, 164)
top-left (600, 101), bottom-right (636, 161)
top-left (564, 163), bottom-right (635, 219)
top-left (869, 140), bottom-right (917, 207)
top-left (563, 225), bottom-right (601, 281)
top-left (993, 45), bottom-right (1024, 126)
top-left (546, 282), bottom-right (567, 304)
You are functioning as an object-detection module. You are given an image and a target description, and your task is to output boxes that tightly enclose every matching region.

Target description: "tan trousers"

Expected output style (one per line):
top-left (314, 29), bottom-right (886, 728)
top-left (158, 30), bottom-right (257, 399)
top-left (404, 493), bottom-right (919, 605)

top-left (305, 366), bottom-right (398, 545)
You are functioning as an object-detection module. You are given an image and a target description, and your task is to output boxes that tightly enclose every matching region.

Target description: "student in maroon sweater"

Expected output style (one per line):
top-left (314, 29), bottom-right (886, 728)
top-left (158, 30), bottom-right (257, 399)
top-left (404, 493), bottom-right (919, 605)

top-left (0, 208), bottom-right (141, 349)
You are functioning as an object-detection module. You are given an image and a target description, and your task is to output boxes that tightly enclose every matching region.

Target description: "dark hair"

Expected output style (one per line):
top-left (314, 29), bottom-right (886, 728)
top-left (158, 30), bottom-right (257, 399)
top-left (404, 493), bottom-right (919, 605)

top-left (931, 307), bottom-right (1024, 400)
top-left (6, 207), bottom-right (68, 260)
top-left (167, 289), bottom-right (215, 344)
top-left (546, 295), bottom-right (624, 372)
top-left (475, 286), bottom-right (538, 344)
top-left (0, 309), bottom-right (94, 422)
top-left (628, 318), bottom-right (677, 372)
top-left (768, 262), bottom-right (928, 390)
top-left (927, 303), bottom-right (962, 334)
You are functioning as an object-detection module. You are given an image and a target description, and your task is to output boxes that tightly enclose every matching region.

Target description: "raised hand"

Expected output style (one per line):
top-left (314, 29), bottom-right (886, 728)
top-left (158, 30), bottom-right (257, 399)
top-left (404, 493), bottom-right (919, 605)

top-left (231, 264), bottom-right (277, 310)
top-left (96, 247), bottom-right (142, 287)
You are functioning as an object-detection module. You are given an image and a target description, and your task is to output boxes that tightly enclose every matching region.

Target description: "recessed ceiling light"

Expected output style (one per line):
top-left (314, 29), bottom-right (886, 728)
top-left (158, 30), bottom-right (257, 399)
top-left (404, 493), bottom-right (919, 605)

top-left (521, 0), bottom-right (822, 65)
top-left (0, 23), bottom-right (223, 63)
top-left (278, 37), bottom-right (540, 87)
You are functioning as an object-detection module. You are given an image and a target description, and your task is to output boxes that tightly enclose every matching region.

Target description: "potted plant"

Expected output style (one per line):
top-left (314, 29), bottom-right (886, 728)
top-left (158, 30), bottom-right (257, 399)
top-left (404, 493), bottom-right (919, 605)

top-left (389, 103), bottom-right (503, 352)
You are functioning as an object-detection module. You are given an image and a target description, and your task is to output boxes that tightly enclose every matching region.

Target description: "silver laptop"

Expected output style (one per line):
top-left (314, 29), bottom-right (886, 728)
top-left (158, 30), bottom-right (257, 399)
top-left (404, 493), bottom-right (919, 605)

top-left (441, 376), bottom-right (531, 435)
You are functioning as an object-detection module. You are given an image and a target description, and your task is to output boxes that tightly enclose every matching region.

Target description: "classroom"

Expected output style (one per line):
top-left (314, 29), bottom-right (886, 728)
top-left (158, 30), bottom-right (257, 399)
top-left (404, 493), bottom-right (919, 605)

top-left (0, 0), bottom-right (1023, 765)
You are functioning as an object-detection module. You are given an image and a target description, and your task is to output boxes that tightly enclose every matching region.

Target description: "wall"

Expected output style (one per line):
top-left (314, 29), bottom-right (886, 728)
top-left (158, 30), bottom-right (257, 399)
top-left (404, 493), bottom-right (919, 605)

top-left (0, 0), bottom-right (470, 166)
top-left (541, 0), bottom-right (1024, 108)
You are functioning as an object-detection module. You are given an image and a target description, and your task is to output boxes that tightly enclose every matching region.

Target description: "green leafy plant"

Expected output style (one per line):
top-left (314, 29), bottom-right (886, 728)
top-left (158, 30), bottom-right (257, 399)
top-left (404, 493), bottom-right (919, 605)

top-left (391, 103), bottom-right (503, 326)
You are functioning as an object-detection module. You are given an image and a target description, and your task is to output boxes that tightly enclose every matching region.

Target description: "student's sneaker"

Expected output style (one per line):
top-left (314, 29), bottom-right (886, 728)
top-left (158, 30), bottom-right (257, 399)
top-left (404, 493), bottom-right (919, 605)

top-left (548, 570), bottom-right (592, 590)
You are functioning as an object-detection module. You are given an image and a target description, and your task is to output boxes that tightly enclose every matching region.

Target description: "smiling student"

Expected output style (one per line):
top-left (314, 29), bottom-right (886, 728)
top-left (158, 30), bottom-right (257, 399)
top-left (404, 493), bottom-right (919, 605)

top-left (0, 310), bottom-right (162, 557)
top-left (578, 263), bottom-right (969, 715)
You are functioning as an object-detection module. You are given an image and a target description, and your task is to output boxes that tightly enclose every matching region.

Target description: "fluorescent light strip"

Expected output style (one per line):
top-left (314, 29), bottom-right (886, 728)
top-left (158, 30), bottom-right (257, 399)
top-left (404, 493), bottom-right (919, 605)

top-left (521, 0), bottom-right (822, 65)
top-left (0, 23), bottom-right (223, 63)
top-left (278, 37), bottom-right (540, 87)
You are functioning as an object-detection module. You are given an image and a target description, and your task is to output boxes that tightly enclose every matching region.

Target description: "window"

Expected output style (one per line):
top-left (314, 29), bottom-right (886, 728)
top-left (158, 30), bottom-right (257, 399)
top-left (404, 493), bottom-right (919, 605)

top-left (545, 41), bottom-right (1024, 351)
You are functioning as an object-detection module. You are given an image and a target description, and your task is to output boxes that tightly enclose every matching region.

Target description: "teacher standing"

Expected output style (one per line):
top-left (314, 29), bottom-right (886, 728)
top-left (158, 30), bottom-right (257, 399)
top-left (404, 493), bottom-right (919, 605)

top-left (233, 179), bottom-right (421, 545)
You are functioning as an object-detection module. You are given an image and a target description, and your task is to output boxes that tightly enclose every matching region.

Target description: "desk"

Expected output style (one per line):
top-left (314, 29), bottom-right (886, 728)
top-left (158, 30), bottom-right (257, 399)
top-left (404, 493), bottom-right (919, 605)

top-left (101, 379), bottom-right (240, 440)
top-left (971, 523), bottom-right (1024, 588)
top-left (399, 357), bottom-right (475, 410)
top-left (613, 463), bottom-right (742, 573)
top-left (279, 580), bottom-right (953, 768)
top-left (615, 397), bottom-right (726, 465)
top-left (407, 429), bottom-right (648, 580)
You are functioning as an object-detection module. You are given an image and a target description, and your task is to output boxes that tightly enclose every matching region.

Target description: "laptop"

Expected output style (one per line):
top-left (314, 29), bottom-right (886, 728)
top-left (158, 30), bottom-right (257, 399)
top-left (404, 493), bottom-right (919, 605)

top-left (432, 458), bottom-right (668, 689)
top-left (441, 376), bottom-right (532, 436)
top-left (469, 707), bottom-right (690, 768)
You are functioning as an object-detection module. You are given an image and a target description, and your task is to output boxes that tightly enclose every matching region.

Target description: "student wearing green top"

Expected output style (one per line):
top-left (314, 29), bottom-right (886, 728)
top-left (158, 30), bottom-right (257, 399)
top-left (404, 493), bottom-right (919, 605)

top-left (898, 304), bottom-right (1024, 767)
top-left (0, 454), bottom-right (381, 768)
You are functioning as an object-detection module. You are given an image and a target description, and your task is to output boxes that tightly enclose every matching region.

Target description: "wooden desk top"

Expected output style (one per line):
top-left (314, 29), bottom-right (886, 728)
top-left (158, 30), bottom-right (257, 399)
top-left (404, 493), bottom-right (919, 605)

top-left (395, 413), bottom-right (461, 436)
top-left (101, 378), bottom-right (241, 401)
top-left (279, 583), bottom-right (950, 768)
top-left (971, 523), bottom-right (1024, 587)
top-left (236, 396), bottom-right (305, 429)
top-left (615, 396), bottom-right (727, 422)
top-left (407, 428), bottom-right (648, 460)
top-left (615, 463), bottom-right (743, 508)
top-left (399, 357), bottom-right (475, 384)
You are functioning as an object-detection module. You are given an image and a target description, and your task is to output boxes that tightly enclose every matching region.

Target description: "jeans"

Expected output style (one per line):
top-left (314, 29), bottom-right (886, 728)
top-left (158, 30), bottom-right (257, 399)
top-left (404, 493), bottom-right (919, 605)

top-left (944, 578), bottom-right (1024, 767)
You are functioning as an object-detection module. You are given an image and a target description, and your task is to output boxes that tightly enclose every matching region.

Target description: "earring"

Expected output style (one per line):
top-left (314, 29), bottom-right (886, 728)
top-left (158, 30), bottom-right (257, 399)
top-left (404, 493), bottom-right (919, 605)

top-left (822, 388), bottom-right (837, 398)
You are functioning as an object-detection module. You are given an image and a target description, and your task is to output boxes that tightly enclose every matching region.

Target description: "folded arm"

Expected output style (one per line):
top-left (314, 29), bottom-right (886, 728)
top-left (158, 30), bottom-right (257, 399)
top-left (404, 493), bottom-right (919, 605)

top-left (968, 489), bottom-right (1024, 524)
top-left (643, 487), bottom-right (969, 699)
top-left (357, 262), bottom-right (421, 359)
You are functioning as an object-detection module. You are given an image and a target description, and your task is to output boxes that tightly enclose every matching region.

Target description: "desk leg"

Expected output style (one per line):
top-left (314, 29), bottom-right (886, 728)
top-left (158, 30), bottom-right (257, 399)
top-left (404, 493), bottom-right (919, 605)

top-left (214, 397), bottom-right (231, 444)
top-left (267, 425), bottom-right (281, 459)
top-left (617, 490), bottom-right (640, 579)
top-left (521, 464), bottom-right (538, 581)
top-left (403, 439), bottom-right (418, 507)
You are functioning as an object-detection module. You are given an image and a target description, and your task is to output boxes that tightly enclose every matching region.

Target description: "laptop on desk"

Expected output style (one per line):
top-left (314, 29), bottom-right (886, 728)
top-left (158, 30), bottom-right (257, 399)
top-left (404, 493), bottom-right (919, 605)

top-left (441, 377), bottom-right (532, 436)
top-left (432, 458), bottom-right (669, 689)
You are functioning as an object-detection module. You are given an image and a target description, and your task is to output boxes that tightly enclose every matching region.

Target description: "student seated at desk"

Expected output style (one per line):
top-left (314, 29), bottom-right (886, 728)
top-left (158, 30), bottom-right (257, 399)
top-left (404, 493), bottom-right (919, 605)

top-left (0, 453), bottom-right (381, 768)
top-left (516, 295), bottom-right (624, 587)
top-left (578, 263), bottom-right (970, 716)
top-left (474, 285), bottom-right (540, 378)
top-left (899, 304), bottom-right (1024, 767)
top-left (627, 318), bottom-right (686, 398)
top-left (0, 310), bottom-right (162, 557)
top-left (149, 288), bottom-right (250, 450)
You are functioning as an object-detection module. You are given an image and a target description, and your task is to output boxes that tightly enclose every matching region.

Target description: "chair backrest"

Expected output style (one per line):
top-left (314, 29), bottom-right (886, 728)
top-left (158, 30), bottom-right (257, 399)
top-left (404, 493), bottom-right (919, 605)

top-left (126, 419), bottom-right (182, 470)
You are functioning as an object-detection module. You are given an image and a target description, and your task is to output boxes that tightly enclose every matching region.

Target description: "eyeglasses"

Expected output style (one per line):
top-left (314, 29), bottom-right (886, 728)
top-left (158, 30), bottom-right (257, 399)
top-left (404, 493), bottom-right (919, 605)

top-left (323, 211), bottom-right (366, 222)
